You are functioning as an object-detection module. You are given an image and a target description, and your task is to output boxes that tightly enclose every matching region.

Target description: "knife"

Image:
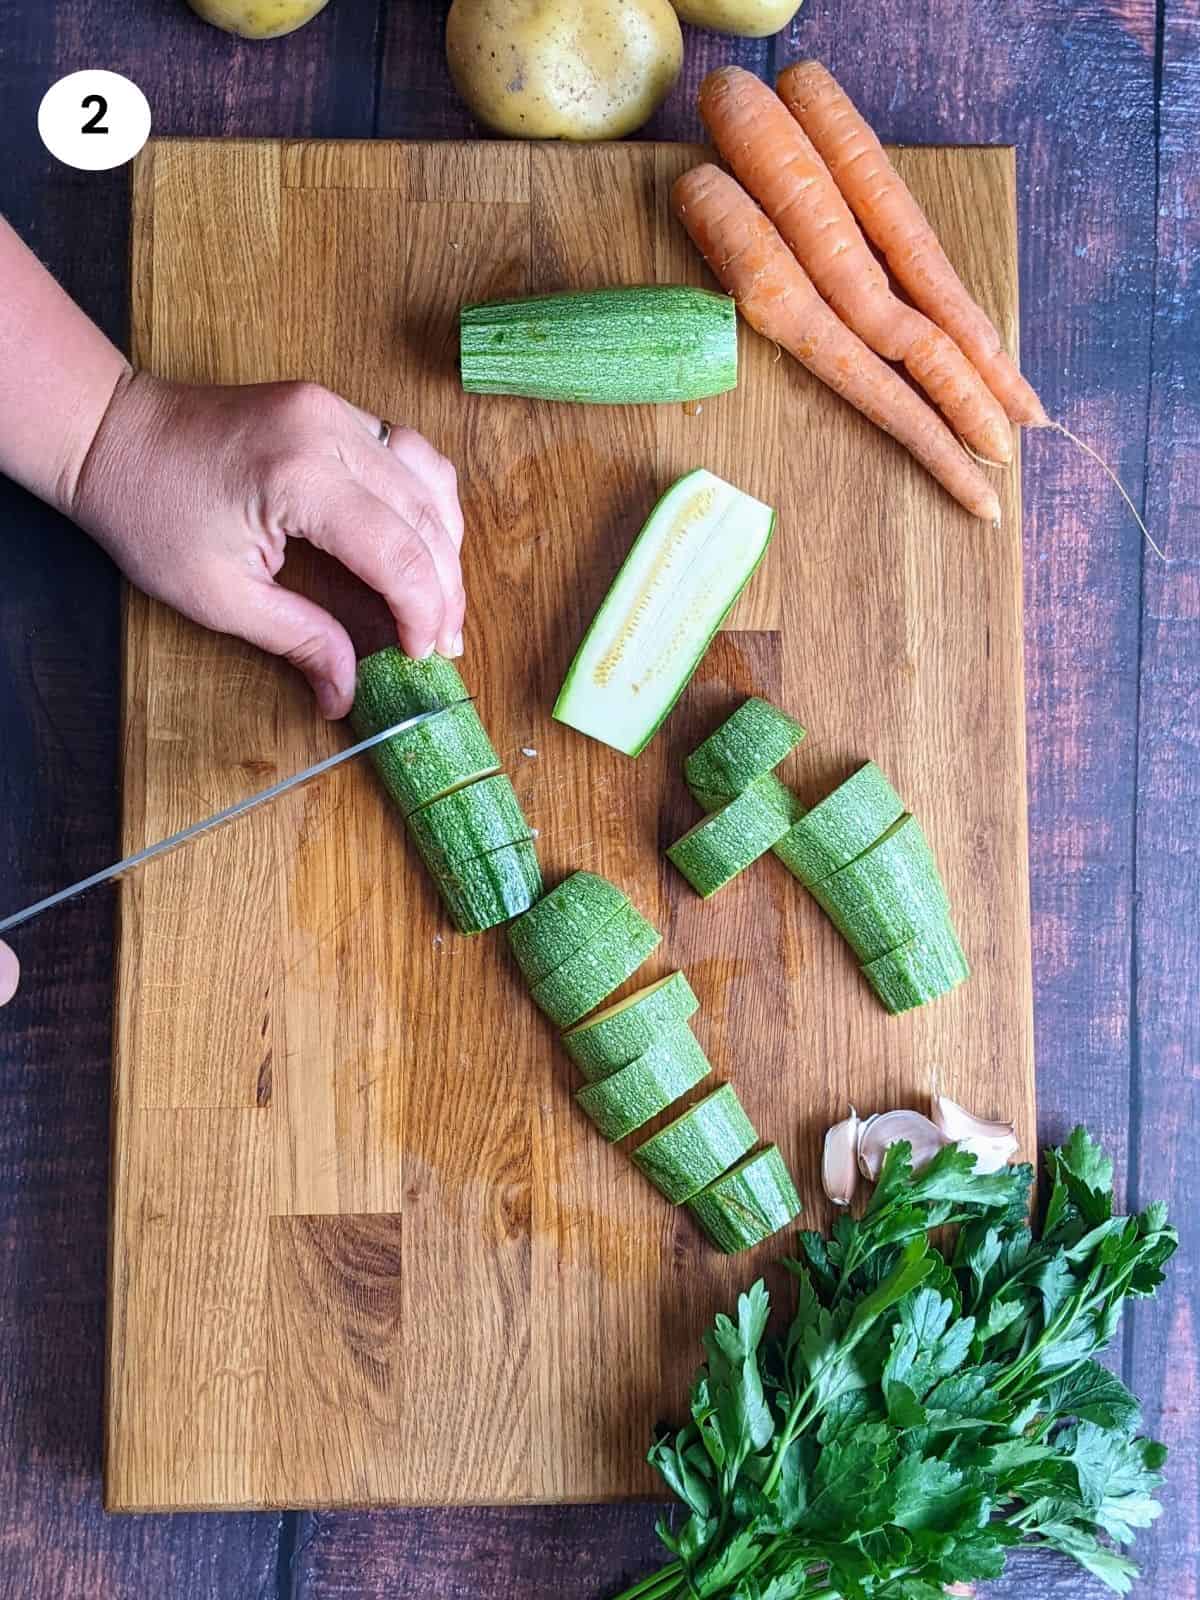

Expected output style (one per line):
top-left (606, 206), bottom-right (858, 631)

top-left (0, 704), bottom-right (468, 936)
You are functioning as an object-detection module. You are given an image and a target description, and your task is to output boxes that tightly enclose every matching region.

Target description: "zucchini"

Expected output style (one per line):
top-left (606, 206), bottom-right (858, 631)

top-left (351, 647), bottom-right (469, 727)
top-left (575, 1024), bottom-right (711, 1141)
top-left (459, 286), bottom-right (737, 405)
top-left (685, 698), bottom-right (806, 811)
top-left (773, 761), bottom-right (904, 886)
top-left (562, 970), bottom-right (699, 1082)
top-left (433, 839), bottom-right (543, 935)
top-left (687, 1144), bottom-right (801, 1254)
top-left (529, 902), bottom-right (662, 1028)
top-left (553, 470), bottom-right (776, 757)
top-left (407, 774), bottom-right (531, 872)
top-left (861, 914), bottom-right (970, 1014)
top-left (667, 774), bottom-right (801, 898)
top-left (810, 814), bottom-right (949, 963)
top-left (355, 698), bottom-right (500, 818)
top-left (507, 871), bottom-right (629, 986)
top-left (632, 1083), bottom-right (757, 1204)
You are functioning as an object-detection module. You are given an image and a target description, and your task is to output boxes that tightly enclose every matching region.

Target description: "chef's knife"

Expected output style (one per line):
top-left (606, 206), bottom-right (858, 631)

top-left (0, 704), bottom-right (467, 935)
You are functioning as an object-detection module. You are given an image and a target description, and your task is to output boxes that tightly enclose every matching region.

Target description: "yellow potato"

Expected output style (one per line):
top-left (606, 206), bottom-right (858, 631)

top-left (446, 0), bottom-right (683, 140)
top-left (669, 0), bottom-right (802, 37)
top-left (186, 0), bottom-right (330, 39)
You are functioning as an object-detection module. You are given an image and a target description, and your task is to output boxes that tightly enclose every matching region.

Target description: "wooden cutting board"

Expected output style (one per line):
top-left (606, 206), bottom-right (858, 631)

top-left (108, 137), bottom-right (1034, 1511)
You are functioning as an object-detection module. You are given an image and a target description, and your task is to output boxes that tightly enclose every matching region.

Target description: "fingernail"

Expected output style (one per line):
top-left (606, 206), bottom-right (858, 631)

top-left (316, 677), bottom-right (342, 718)
top-left (411, 639), bottom-right (435, 660)
top-left (450, 631), bottom-right (464, 658)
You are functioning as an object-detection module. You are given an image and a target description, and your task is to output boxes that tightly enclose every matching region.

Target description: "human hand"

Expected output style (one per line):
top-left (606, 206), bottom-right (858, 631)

top-left (0, 941), bottom-right (17, 1007)
top-left (70, 375), bottom-right (466, 719)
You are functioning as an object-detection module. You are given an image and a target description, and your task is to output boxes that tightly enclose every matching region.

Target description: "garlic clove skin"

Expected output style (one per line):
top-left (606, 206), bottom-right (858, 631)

top-left (822, 1107), bottom-right (861, 1207)
top-left (857, 1109), bottom-right (949, 1180)
top-left (932, 1093), bottom-right (1019, 1173)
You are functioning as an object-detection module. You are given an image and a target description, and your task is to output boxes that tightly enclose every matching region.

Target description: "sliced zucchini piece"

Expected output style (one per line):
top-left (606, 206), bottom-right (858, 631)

top-left (529, 902), bottom-right (661, 1028)
top-left (407, 774), bottom-right (531, 873)
top-left (562, 970), bottom-right (700, 1082)
top-left (553, 470), bottom-right (776, 757)
top-left (351, 647), bottom-right (469, 727)
top-left (667, 774), bottom-right (801, 898)
top-left (575, 1023), bottom-right (711, 1141)
top-left (861, 914), bottom-right (970, 1014)
top-left (810, 814), bottom-right (949, 963)
top-left (687, 1144), bottom-right (801, 1254)
top-left (507, 871), bottom-right (629, 986)
top-left (773, 761), bottom-right (904, 886)
top-left (433, 839), bottom-right (543, 935)
top-left (632, 1084), bottom-right (757, 1203)
top-left (460, 286), bottom-right (737, 405)
top-left (354, 698), bottom-right (500, 818)
top-left (685, 698), bottom-right (806, 811)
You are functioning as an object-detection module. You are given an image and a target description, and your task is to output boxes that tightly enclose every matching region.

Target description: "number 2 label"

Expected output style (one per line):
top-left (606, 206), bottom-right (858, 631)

top-left (38, 72), bottom-right (150, 170)
top-left (80, 94), bottom-right (110, 135)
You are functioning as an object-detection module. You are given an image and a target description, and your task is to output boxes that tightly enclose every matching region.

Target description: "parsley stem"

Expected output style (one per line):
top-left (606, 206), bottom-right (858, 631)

top-left (608, 1559), bottom-right (684, 1600)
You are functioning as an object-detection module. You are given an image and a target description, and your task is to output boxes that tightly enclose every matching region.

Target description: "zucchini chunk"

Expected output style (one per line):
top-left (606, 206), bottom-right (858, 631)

top-left (575, 1023), bottom-right (712, 1141)
top-left (434, 840), bottom-right (543, 935)
top-left (407, 774), bottom-right (532, 872)
top-left (529, 902), bottom-right (662, 1028)
top-left (553, 470), bottom-right (776, 757)
top-left (667, 774), bottom-right (801, 897)
top-left (562, 970), bottom-right (699, 1081)
top-left (685, 697), bottom-right (806, 811)
top-left (507, 871), bottom-right (629, 986)
top-left (810, 813), bottom-right (949, 963)
top-left (773, 761), bottom-right (904, 886)
top-left (861, 915), bottom-right (970, 1014)
top-left (632, 1083), bottom-right (757, 1203)
top-left (687, 1144), bottom-right (801, 1254)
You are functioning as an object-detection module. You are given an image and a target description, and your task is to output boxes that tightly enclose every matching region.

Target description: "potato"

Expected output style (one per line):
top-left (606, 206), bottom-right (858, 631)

top-left (186, 0), bottom-right (330, 39)
top-left (669, 0), bottom-right (802, 37)
top-left (446, 0), bottom-right (683, 140)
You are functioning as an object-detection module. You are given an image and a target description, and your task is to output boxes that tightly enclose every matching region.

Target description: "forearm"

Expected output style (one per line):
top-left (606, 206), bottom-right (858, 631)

top-left (0, 214), bottom-right (131, 515)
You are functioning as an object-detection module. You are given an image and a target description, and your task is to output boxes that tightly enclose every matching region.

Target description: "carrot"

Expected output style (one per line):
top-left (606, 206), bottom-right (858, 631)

top-left (699, 67), bottom-right (1013, 465)
top-left (777, 60), bottom-right (1048, 428)
top-left (673, 163), bottom-right (1002, 524)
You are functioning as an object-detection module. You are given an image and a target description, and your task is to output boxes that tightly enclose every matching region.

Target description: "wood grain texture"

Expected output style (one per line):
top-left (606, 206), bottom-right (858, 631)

top-left (0, 0), bottom-right (1192, 1594)
top-left (109, 134), bottom-right (1032, 1512)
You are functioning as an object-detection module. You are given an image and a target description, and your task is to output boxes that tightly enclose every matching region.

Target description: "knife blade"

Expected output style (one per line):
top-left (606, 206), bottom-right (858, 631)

top-left (0, 703), bottom-right (469, 936)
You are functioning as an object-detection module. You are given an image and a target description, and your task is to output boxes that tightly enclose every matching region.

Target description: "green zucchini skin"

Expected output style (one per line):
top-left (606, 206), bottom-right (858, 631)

top-left (562, 970), bottom-right (700, 1081)
top-left (632, 1083), bottom-right (757, 1204)
top-left (810, 813), bottom-right (949, 963)
top-left (552, 470), bottom-right (777, 758)
top-left (575, 1024), bottom-right (712, 1141)
top-left (407, 774), bottom-right (532, 872)
top-left (433, 840), bottom-right (544, 935)
top-left (351, 647), bottom-right (469, 729)
top-left (667, 774), bottom-right (802, 898)
top-left (352, 699), bottom-right (500, 818)
top-left (529, 903), bottom-right (662, 1028)
top-left (685, 698), bottom-right (806, 811)
top-left (773, 761), bottom-right (904, 887)
top-left (861, 915), bottom-right (970, 1013)
top-left (460, 287), bottom-right (737, 405)
top-left (507, 871), bottom-right (629, 986)
top-left (687, 1144), bottom-right (801, 1254)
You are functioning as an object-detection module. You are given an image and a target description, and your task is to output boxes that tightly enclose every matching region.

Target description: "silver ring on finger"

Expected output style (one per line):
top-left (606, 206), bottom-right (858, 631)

top-left (377, 418), bottom-right (393, 449)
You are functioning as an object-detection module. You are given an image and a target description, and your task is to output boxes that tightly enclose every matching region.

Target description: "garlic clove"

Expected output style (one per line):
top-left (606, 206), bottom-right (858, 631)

top-left (857, 1109), bottom-right (949, 1180)
top-left (822, 1107), bottom-right (861, 1206)
top-left (932, 1092), bottom-right (1019, 1173)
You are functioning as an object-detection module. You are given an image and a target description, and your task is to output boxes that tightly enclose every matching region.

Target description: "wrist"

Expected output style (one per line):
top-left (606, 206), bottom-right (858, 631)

top-left (68, 370), bottom-right (177, 548)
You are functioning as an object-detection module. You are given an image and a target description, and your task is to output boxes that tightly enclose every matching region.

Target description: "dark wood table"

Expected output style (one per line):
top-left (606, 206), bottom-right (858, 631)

top-left (1, 2), bottom-right (1195, 1595)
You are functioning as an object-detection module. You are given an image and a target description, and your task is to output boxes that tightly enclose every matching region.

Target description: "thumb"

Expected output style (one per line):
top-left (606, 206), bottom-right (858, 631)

top-left (230, 579), bottom-right (357, 719)
top-left (0, 941), bottom-right (18, 1007)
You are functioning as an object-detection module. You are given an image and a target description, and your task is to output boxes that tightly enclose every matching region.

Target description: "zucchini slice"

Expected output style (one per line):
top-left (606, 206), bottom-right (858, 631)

top-left (773, 761), bottom-right (904, 886)
top-left (685, 698), bottom-right (806, 811)
top-left (562, 970), bottom-right (699, 1082)
top-left (553, 470), bottom-right (776, 757)
top-left (356, 698), bottom-right (500, 818)
top-left (687, 1144), bottom-right (801, 1254)
top-left (575, 1024), bottom-right (712, 1141)
top-left (529, 902), bottom-right (662, 1028)
top-left (433, 839), bottom-right (543, 935)
top-left (667, 774), bottom-right (801, 898)
top-left (861, 915), bottom-right (970, 1014)
top-left (407, 774), bottom-right (531, 873)
top-left (459, 286), bottom-right (737, 405)
top-left (632, 1083), bottom-right (757, 1203)
top-left (810, 813), bottom-right (949, 963)
top-left (351, 647), bottom-right (469, 727)
top-left (507, 871), bottom-right (629, 986)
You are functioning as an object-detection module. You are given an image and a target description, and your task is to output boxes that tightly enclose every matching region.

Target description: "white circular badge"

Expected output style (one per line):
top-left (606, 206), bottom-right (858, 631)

top-left (38, 71), bottom-right (151, 172)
